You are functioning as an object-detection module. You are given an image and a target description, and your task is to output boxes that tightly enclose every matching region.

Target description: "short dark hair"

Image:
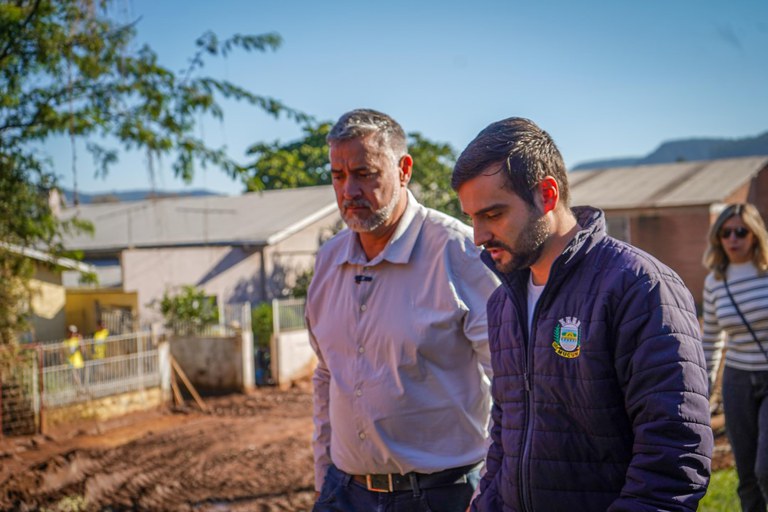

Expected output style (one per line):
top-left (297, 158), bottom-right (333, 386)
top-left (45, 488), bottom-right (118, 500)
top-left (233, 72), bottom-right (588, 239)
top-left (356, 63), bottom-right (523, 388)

top-left (451, 117), bottom-right (569, 208)
top-left (327, 108), bottom-right (408, 160)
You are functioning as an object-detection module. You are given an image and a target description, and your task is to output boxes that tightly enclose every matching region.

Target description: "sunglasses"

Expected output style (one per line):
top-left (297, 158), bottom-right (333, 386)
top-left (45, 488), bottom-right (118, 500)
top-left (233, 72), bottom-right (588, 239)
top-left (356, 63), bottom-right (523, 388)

top-left (720, 227), bottom-right (750, 239)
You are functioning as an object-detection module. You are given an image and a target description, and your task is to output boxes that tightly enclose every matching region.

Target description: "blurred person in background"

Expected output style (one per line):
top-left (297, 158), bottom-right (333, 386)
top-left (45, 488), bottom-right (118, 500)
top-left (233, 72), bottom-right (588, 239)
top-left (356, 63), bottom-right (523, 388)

top-left (92, 320), bottom-right (109, 360)
top-left (703, 202), bottom-right (768, 512)
top-left (64, 324), bottom-right (85, 386)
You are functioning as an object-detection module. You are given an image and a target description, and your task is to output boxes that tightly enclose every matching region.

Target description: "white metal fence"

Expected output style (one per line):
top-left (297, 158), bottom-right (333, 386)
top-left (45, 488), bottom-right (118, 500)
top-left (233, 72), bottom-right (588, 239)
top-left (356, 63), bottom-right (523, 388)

top-left (39, 331), bottom-right (160, 408)
top-left (272, 298), bottom-right (306, 333)
top-left (167, 302), bottom-right (252, 337)
top-left (2, 302), bottom-right (258, 435)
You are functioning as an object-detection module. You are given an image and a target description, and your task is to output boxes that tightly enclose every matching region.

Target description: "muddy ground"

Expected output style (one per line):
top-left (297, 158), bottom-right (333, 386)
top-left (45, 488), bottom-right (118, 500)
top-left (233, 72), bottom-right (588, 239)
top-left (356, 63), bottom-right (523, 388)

top-left (0, 386), bottom-right (733, 512)
top-left (0, 386), bottom-right (315, 511)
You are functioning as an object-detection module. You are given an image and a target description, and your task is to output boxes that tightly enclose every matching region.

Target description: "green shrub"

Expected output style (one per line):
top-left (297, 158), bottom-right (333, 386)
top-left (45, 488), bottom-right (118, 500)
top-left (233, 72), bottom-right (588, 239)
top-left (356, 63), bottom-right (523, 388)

top-left (159, 285), bottom-right (218, 335)
top-left (252, 302), bottom-right (273, 349)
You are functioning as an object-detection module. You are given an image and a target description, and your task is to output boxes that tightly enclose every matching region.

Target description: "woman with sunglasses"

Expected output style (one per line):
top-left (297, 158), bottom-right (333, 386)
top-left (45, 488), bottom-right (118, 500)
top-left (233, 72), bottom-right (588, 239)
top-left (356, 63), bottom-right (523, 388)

top-left (703, 202), bottom-right (768, 511)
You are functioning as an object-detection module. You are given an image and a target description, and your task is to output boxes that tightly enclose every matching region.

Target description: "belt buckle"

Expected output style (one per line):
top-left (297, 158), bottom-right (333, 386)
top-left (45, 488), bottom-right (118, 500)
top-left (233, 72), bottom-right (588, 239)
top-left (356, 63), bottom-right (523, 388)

top-left (366, 474), bottom-right (394, 492)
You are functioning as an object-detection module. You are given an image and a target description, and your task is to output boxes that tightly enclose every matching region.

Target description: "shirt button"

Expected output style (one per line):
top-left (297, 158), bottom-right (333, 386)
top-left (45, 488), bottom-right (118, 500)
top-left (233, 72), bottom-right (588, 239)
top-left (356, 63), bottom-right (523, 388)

top-left (356, 389), bottom-right (363, 397)
top-left (358, 346), bottom-right (365, 354)
top-left (360, 304), bottom-right (367, 312)
top-left (359, 432), bottom-right (366, 440)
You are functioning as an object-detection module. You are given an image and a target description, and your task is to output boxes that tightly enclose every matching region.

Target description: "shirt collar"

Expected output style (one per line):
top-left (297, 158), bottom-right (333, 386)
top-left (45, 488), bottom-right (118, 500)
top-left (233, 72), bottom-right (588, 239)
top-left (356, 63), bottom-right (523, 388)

top-left (334, 189), bottom-right (426, 267)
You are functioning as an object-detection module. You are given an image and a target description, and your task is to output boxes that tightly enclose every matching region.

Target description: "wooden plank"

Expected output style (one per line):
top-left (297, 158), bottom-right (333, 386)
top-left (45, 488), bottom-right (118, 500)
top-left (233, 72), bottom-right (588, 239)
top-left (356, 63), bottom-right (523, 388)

top-left (170, 370), bottom-right (183, 406)
top-left (170, 356), bottom-right (208, 412)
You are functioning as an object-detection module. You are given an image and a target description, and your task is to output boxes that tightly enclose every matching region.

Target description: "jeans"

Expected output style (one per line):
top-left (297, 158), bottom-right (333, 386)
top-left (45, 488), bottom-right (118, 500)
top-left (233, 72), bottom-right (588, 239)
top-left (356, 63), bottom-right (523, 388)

top-left (723, 366), bottom-right (768, 512)
top-left (312, 464), bottom-right (480, 512)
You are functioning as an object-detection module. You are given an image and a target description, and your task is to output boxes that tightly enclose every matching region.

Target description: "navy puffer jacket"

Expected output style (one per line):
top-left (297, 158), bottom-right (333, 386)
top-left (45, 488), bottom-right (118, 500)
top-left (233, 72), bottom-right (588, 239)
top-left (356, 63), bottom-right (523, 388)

top-left (473, 207), bottom-right (712, 512)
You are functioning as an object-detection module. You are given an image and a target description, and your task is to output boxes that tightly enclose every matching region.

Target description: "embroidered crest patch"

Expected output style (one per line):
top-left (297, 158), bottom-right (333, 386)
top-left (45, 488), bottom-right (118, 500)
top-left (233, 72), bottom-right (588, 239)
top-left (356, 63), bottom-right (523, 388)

top-left (553, 317), bottom-right (581, 359)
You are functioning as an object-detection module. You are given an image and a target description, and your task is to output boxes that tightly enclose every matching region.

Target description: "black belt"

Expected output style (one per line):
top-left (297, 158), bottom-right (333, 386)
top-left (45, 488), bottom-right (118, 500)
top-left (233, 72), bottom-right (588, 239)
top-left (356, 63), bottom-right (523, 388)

top-left (349, 462), bottom-right (480, 493)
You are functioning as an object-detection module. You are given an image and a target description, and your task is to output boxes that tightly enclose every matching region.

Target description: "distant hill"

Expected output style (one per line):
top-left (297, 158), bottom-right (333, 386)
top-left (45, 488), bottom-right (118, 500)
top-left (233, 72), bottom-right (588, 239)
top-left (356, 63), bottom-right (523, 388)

top-left (60, 188), bottom-right (219, 206)
top-left (571, 131), bottom-right (768, 171)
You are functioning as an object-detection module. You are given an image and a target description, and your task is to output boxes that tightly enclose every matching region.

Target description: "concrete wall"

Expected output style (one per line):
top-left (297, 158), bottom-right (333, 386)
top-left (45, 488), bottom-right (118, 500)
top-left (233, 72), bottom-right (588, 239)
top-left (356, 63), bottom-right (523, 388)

top-left (42, 388), bottom-right (165, 431)
top-left (272, 329), bottom-right (317, 390)
top-left (28, 266), bottom-right (66, 342)
top-left (169, 333), bottom-right (254, 394)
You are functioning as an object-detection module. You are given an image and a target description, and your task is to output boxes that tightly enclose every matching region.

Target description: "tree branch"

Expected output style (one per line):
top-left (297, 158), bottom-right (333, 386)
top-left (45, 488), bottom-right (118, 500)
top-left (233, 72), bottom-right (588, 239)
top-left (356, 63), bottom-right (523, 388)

top-left (0, 0), bottom-right (43, 66)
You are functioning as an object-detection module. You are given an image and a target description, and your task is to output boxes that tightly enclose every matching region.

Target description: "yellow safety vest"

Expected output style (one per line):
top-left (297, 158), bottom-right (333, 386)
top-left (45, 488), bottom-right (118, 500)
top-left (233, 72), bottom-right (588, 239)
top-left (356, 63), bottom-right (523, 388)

top-left (65, 335), bottom-right (84, 369)
top-left (93, 328), bottom-right (109, 359)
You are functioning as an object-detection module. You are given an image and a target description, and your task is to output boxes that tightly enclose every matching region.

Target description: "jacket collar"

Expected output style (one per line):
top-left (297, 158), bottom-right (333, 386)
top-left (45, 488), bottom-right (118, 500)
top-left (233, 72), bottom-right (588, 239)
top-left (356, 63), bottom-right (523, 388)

top-left (481, 205), bottom-right (607, 288)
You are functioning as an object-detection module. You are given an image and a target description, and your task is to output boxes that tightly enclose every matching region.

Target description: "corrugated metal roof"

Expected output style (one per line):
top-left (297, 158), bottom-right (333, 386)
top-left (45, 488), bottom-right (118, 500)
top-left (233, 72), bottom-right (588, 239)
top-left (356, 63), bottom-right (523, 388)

top-left (569, 156), bottom-right (768, 210)
top-left (60, 186), bottom-right (338, 251)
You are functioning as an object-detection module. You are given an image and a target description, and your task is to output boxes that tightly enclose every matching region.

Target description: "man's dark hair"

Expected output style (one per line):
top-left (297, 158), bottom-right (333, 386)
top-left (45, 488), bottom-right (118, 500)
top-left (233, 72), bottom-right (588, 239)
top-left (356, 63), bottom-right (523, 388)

top-left (327, 108), bottom-right (408, 160)
top-left (451, 117), bottom-right (569, 208)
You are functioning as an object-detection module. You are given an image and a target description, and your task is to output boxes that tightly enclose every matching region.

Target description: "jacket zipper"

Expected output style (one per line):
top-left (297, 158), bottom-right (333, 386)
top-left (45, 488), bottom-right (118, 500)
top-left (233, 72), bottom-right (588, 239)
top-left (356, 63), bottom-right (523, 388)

top-left (520, 297), bottom-right (536, 512)
top-left (488, 217), bottom-right (586, 512)
top-left (501, 273), bottom-right (536, 512)
top-left (511, 268), bottom-right (557, 512)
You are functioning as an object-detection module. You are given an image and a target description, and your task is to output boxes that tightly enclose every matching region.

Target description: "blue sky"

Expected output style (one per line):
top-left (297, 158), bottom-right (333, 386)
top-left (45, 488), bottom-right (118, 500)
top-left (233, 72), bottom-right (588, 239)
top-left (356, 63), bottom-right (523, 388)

top-left (52, 0), bottom-right (768, 196)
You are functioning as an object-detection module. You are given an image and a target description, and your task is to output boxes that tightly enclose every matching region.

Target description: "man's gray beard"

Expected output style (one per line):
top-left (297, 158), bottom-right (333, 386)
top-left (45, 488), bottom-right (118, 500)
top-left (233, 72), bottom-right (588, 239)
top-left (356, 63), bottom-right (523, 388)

top-left (344, 188), bottom-right (401, 233)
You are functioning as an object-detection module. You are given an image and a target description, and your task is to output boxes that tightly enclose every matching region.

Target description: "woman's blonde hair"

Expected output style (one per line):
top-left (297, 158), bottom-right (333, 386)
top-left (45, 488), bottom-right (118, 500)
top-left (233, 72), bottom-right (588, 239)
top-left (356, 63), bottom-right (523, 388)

top-left (703, 202), bottom-right (768, 280)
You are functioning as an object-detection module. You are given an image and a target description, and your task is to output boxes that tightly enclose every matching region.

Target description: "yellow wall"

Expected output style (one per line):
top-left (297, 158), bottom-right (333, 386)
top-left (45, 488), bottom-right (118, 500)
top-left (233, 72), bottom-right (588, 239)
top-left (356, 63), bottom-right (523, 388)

top-left (65, 289), bottom-right (139, 336)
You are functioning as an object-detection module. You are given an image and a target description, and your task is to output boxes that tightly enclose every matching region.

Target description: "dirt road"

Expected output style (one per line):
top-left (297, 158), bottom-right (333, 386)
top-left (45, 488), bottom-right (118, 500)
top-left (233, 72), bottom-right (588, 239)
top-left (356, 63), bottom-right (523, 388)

top-left (0, 387), bottom-right (316, 511)
top-left (0, 386), bottom-right (733, 511)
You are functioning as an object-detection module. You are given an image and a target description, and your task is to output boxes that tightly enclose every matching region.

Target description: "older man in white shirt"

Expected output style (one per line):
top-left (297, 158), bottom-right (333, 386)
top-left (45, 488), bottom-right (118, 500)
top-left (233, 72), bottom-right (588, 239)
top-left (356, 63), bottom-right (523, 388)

top-left (307, 109), bottom-right (498, 512)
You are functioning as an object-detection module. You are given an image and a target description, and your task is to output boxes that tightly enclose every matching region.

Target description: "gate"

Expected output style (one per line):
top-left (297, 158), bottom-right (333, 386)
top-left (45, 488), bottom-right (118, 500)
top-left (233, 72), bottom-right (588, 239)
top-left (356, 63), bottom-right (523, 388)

top-left (0, 348), bottom-right (40, 436)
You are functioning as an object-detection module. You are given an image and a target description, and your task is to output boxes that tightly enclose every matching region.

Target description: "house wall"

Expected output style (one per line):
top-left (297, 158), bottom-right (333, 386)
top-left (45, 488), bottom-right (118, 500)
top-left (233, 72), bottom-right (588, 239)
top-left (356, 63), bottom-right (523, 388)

top-left (264, 212), bottom-right (341, 298)
top-left (122, 246), bottom-right (264, 326)
top-left (754, 167), bottom-right (768, 217)
top-left (64, 289), bottom-right (139, 336)
top-left (111, 209), bottom-right (340, 326)
top-left (28, 266), bottom-right (66, 342)
top-left (720, 167), bottom-right (768, 221)
top-left (737, 167), bottom-right (768, 220)
top-left (626, 208), bottom-right (711, 309)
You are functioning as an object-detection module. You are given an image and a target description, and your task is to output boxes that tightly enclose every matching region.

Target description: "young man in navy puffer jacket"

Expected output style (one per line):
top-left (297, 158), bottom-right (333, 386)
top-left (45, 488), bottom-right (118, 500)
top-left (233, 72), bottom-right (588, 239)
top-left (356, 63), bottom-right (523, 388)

top-left (453, 117), bottom-right (713, 512)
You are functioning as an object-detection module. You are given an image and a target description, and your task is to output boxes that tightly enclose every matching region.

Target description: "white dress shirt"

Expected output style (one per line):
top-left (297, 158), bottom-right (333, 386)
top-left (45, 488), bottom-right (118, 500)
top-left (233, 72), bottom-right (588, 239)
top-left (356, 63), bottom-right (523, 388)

top-left (306, 191), bottom-right (498, 491)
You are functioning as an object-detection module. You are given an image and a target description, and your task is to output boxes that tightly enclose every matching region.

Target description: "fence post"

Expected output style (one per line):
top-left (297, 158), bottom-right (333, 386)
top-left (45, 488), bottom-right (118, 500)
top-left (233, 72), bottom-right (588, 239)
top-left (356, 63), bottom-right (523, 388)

top-left (241, 302), bottom-right (254, 391)
top-left (158, 339), bottom-right (171, 403)
top-left (271, 298), bottom-right (280, 387)
top-left (137, 331), bottom-right (145, 389)
top-left (37, 345), bottom-right (44, 434)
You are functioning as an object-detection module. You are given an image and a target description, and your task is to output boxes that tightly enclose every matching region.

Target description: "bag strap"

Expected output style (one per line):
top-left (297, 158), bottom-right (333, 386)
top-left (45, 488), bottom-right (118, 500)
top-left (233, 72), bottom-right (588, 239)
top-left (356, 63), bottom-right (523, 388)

top-left (723, 277), bottom-right (768, 363)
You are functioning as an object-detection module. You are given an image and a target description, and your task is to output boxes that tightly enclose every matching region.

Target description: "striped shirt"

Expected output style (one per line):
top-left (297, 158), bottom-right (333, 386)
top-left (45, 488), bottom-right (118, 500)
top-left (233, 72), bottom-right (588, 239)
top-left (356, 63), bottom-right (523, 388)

top-left (702, 262), bottom-right (768, 381)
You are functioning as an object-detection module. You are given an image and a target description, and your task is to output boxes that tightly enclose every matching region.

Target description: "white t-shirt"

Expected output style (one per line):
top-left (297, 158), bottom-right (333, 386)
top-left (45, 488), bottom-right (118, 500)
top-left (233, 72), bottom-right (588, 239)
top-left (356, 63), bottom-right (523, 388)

top-left (527, 274), bottom-right (545, 335)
